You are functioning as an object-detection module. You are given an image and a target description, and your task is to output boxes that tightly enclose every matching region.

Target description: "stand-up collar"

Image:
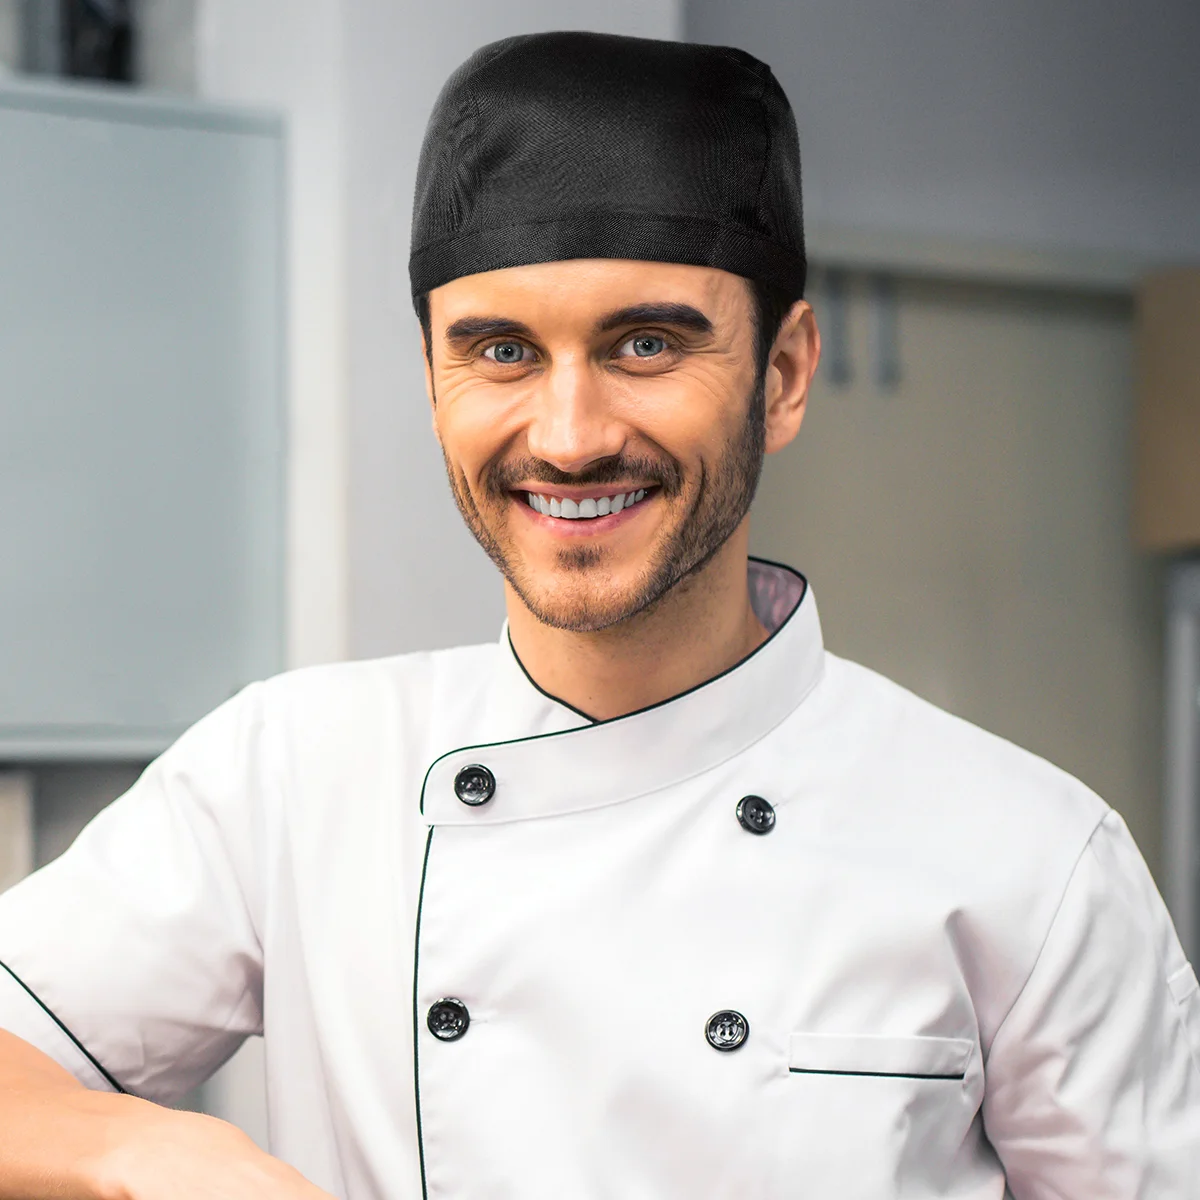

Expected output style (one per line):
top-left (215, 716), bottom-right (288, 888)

top-left (421, 560), bottom-right (825, 824)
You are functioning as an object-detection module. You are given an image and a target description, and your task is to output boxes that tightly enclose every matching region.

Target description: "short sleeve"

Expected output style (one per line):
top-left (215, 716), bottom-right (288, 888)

top-left (0, 686), bottom-right (269, 1105)
top-left (983, 809), bottom-right (1200, 1197)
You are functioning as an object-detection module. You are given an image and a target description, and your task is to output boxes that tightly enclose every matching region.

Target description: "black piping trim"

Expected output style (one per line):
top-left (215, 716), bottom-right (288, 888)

top-left (0, 958), bottom-right (127, 1093)
top-left (789, 1067), bottom-right (965, 1081)
top-left (411, 827), bottom-right (435, 1200)
top-left (420, 557), bottom-right (809, 816)
top-left (506, 639), bottom-right (597, 725)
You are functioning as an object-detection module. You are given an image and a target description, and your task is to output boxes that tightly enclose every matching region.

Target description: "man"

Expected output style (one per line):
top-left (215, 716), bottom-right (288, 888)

top-left (1, 30), bottom-right (1197, 1200)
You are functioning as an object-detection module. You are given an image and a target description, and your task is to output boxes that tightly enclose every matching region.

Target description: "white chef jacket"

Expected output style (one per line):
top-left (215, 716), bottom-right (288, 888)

top-left (1, 559), bottom-right (1198, 1199)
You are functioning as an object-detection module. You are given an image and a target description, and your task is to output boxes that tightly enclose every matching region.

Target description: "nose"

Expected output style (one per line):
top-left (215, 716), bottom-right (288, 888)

top-left (524, 356), bottom-right (627, 475)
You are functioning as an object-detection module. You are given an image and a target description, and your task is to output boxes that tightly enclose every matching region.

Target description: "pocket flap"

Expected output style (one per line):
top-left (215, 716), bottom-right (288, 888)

top-left (789, 1032), bottom-right (972, 1079)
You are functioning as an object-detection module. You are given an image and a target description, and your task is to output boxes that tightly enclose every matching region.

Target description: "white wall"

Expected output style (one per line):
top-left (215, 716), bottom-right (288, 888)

top-left (134, 0), bottom-right (196, 92)
top-left (687, 0), bottom-right (1200, 263)
top-left (196, 0), bottom-right (349, 670)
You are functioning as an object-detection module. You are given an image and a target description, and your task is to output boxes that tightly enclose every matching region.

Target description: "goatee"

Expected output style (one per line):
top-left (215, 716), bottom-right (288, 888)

top-left (442, 376), bottom-right (766, 633)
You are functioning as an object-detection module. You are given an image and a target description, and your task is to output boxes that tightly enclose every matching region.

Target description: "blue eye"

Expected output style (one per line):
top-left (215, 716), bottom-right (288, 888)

top-left (485, 341), bottom-right (528, 364)
top-left (620, 334), bottom-right (667, 358)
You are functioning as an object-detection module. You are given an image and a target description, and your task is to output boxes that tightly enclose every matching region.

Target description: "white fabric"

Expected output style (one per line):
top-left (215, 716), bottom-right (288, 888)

top-left (0, 560), bottom-right (1197, 1198)
top-left (0, 963), bottom-right (115, 1091)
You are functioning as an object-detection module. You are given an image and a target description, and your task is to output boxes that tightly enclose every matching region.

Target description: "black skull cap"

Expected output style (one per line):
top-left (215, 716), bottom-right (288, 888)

top-left (409, 32), bottom-right (805, 305)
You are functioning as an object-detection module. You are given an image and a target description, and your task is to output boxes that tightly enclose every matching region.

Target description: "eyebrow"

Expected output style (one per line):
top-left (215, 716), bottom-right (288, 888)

top-left (594, 303), bottom-right (713, 336)
top-left (442, 302), bottom-right (714, 347)
top-left (444, 316), bottom-right (536, 344)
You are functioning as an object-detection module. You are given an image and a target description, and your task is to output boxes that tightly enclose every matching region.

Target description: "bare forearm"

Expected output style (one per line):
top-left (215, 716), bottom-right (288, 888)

top-left (0, 1029), bottom-right (130, 1198)
top-left (0, 1032), bottom-right (332, 1200)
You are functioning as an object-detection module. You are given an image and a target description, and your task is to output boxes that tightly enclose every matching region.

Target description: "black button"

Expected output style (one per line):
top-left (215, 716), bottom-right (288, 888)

top-left (427, 998), bottom-right (470, 1041)
top-left (736, 795), bottom-right (775, 834)
top-left (706, 1009), bottom-right (749, 1051)
top-left (454, 764), bottom-right (495, 807)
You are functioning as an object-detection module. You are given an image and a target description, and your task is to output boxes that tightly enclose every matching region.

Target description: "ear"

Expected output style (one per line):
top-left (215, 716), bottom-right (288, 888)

top-left (762, 299), bottom-right (820, 455)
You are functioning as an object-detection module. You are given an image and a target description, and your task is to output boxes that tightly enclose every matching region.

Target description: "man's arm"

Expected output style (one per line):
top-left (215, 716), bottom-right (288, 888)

top-left (0, 684), bottom-right (333, 1197)
top-left (983, 810), bottom-right (1200, 1196)
top-left (0, 1029), bottom-right (333, 1199)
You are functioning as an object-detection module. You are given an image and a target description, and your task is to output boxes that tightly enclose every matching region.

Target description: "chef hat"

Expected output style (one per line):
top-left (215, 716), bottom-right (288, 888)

top-left (409, 31), bottom-right (806, 305)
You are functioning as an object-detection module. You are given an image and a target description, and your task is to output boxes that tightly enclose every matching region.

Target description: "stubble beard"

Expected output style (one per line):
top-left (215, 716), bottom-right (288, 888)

top-left (442, 377), bottom-right (767, 633)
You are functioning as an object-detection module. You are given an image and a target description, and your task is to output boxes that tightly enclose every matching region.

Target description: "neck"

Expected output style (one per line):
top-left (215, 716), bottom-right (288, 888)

top-left (505, 527), bottom-right (769, 722)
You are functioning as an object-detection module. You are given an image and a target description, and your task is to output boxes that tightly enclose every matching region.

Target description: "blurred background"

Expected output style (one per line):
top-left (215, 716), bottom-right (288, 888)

top-left (1, 0), bottom-right (1198, 1143)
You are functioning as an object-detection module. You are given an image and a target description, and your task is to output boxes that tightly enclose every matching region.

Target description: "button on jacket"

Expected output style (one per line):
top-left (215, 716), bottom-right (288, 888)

top-left (1, 560), bottom-right (1198, 1198)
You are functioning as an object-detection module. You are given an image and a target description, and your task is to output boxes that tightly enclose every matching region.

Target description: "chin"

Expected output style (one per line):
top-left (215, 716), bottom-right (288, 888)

top-left (517, 578), bottom-right (640, 634)
top-left (501, 552), bottom-right (647, 632)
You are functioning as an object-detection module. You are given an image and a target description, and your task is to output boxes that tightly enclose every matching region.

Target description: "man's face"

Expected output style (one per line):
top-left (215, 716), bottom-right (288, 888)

top-left (425, 258), bottom-right (772, 633)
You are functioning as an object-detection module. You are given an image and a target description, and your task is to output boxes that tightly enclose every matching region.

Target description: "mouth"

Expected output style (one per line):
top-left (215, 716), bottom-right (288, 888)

top-left (512, 485), bottom-right (659, 534)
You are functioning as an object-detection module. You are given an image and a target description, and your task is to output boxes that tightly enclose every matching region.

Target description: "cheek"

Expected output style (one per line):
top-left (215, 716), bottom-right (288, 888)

top-left (620, 378), bottom-right (745, 473)
top-left (434, 378), bottom-right (526, 478)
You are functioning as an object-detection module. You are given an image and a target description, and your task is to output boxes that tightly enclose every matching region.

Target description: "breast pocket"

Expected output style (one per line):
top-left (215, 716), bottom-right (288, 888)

top-left (772, 1033), bottom-right (978, 1196)
top-left (788, 1032), bottom-right (972, 1080)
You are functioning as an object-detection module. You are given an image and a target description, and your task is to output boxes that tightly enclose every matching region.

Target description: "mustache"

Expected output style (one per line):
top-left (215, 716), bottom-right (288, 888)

top-left (485, 454), bottom-right (684, 497)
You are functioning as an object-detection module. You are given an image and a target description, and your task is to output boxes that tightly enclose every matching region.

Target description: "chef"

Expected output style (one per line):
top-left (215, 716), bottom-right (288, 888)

top-left (1, 29), bottom-right (1198, 1200)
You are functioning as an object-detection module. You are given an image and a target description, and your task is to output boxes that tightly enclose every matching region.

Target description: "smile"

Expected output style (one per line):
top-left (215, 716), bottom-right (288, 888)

top-left (524, 489), bottom-right (652, 521)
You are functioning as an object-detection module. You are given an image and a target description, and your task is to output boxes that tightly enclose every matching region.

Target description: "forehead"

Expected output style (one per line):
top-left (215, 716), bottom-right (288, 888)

top-left (429, 259), bottom-right (751, 328)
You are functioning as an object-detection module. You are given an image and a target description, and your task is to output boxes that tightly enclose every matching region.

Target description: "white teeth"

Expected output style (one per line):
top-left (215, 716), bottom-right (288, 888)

top-left (527, 489), bottom-right (652, 518)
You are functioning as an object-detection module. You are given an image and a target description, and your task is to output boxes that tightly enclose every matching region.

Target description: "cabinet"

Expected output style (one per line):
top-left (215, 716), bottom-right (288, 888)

top-left (0, 78), bottom-right (285, 758)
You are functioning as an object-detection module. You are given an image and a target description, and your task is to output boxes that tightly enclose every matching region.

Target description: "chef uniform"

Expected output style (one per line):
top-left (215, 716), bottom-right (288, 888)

top-left (3, 31), bottom-right (1199, 1200)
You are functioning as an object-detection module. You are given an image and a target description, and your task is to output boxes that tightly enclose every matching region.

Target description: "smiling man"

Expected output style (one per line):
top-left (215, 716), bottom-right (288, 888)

top-left (1, 30), bottom-right (1198, 1200)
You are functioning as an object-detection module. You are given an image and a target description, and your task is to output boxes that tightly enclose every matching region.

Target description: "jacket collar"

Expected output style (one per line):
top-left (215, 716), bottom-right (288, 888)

top-left (421, 559), bottom-right (825, 825)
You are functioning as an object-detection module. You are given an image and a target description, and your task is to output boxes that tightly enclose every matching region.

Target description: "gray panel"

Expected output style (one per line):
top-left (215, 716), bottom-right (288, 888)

top-left (0, 79), bottom-right (285, 758)
top-left (685, 0), bottom-right (1200, 263)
